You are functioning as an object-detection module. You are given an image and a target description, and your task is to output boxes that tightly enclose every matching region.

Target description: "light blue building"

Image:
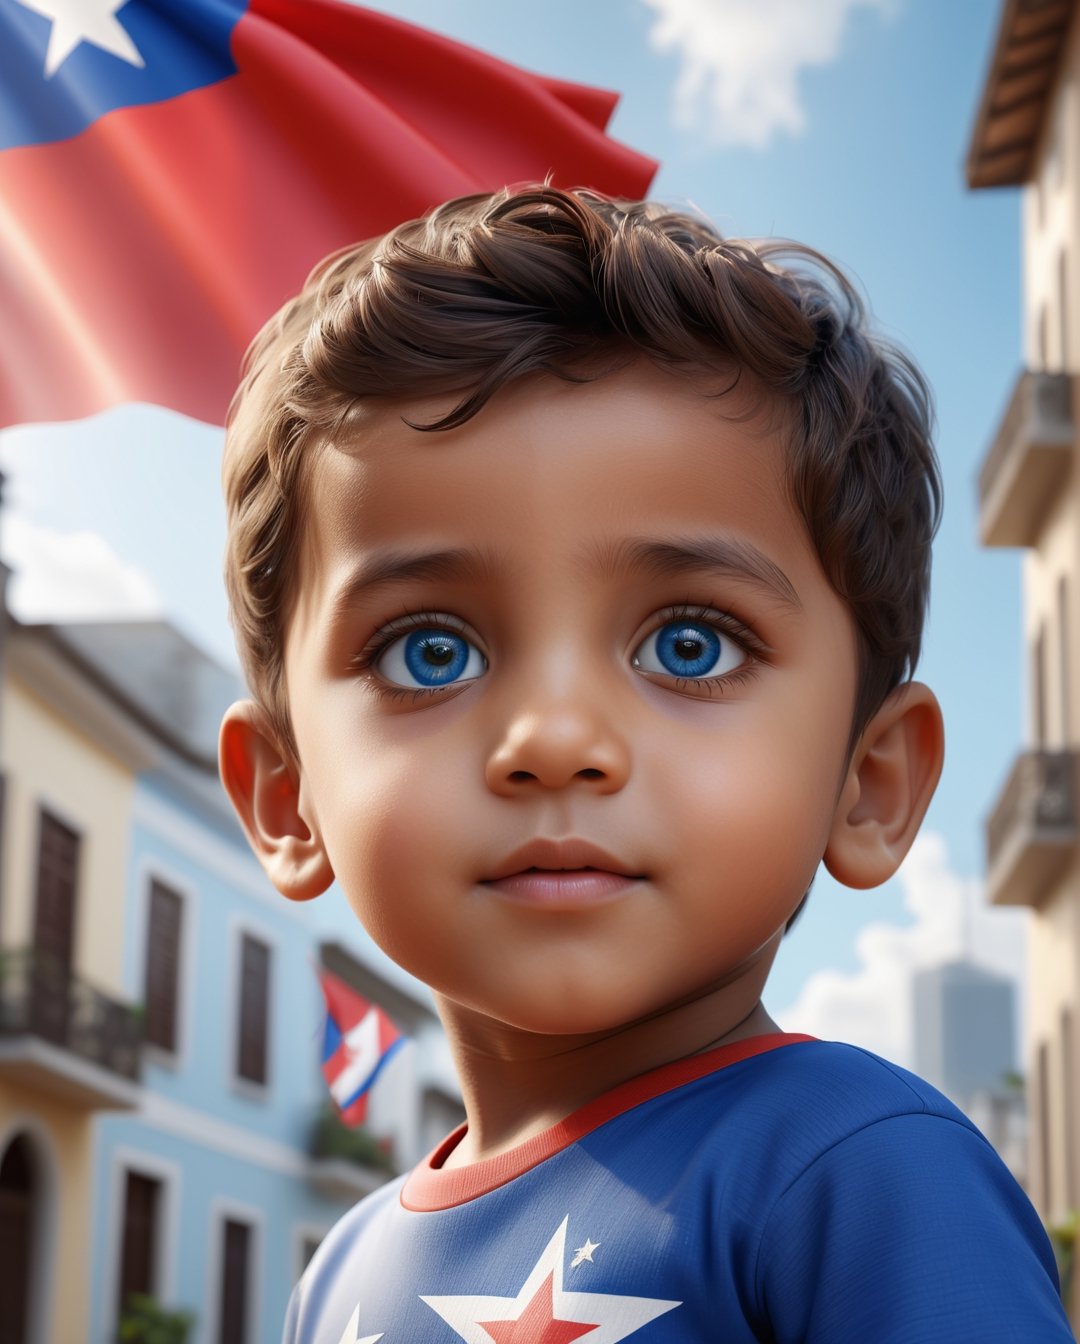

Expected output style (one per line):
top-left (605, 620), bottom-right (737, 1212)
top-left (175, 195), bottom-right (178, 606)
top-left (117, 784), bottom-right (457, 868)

top-left (62, 620), bottom-right (461, 1344)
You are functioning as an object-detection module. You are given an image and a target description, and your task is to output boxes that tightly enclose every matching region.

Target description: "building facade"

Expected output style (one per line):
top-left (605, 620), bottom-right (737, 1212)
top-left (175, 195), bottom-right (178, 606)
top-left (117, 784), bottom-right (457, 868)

top-left (970, 0), bottom-right (1080, 1318)
top-left (0, 618), bottom-right (147, 1344)
top-left (914, 959), bottom-right (1017, 1102)
top-left (0, 612), bottom-right (461, 1344)
top-left (912, 959), bottom-right (1027, 1183)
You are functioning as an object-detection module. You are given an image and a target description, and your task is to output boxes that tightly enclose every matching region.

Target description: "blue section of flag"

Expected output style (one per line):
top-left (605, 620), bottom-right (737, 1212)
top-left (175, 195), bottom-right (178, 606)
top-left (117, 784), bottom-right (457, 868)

top-left (321, 1012), bottom-right (343, 1065)
top-left (0, 0), bottom-right (247, 151)
top-left (336, 1035), bottom-right (407, 1113)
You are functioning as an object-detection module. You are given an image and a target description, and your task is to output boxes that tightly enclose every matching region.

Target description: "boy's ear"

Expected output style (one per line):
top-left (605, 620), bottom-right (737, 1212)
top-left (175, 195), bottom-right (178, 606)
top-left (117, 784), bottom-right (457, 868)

top-left (218, 700), bottom-right (334, 902)
top-left (824, 682), bottom-right (944, 890)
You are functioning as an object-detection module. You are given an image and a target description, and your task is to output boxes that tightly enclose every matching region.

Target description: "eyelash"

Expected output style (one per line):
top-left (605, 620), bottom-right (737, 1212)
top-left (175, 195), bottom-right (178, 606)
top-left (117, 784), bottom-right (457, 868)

top-left (348, 603), bottom-right (767, 703)
top-left (348, 610), bottom-right (476, 704)
top-left (644, 604), bottom-right (766, 698)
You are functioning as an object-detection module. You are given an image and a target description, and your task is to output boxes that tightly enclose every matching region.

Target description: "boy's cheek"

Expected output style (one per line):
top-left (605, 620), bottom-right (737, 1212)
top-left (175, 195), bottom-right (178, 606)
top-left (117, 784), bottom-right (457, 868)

top-left (316, 757), bottom-right (460, 909)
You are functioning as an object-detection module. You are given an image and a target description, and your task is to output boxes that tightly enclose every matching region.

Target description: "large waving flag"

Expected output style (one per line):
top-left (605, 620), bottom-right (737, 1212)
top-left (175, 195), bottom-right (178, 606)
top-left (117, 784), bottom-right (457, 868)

top-left (319, 968), bottom-right (406, 1127)
top-left (0, 0), bottom-right (658, 430)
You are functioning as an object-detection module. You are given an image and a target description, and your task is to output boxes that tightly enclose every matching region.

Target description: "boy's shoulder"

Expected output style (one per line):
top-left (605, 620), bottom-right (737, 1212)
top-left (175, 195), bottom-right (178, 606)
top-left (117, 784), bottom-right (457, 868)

top-left (685, 1034), bottom-right (985, 1183)
top-left (585, 1033), bottom-right (979, 1153)
top-left (306, 1036), bottom-right (979, 1255)
top-left (285, 1039), bottom-right (1071, 1344)
top-left (707, 1032), bottom-right (962, 1105)
top-left (567, 1034), bottom-right (985, 1197)
top-left (718, 1034), bottom-right (974, 1131)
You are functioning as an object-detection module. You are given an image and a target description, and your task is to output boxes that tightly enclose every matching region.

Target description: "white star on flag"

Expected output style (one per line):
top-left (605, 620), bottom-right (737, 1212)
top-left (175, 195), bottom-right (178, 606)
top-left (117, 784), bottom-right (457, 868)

top-left (421, 1218), bottom-right (680, 1343)
top-left (336, 1304), bottom-right (383, 1344)
top-left (571, 1239), bottom-right (600, 1268)
top-left (14, 0), bottom-right (145, 78)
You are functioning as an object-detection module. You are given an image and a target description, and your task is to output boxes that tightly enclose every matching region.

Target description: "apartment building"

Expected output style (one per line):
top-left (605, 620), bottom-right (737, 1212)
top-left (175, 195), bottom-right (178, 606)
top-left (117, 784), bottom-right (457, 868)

top-left (0, 608), bottom-right (462, 1344)
top-left (970, 0), bottom-right (1080, 1315)
top-left (912, 960), bottom-right (1027, 1183)
top-left (0, 615), bottom-right (148, 1343)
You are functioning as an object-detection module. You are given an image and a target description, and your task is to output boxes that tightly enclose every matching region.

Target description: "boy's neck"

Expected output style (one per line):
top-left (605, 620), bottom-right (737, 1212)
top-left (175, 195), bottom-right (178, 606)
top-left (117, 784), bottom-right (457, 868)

top-left (433, 987), bottom-right (782, 1170)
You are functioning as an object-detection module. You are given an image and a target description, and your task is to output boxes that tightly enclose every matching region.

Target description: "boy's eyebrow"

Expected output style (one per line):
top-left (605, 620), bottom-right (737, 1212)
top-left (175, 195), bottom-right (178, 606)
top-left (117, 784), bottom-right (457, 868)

top-left (326, 536), bottom-right (801, 623)
top-left (588, 537), bottom-right (803, 611)
top-left (327, 547), bottom-right (497, 623)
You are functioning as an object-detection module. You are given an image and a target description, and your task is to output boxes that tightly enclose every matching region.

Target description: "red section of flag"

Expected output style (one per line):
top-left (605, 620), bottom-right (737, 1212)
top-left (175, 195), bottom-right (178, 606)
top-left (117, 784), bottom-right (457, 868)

top-left (319, 967), bottom-right (405, 1128)
top-left (0, 0), bottom-right (658, 429)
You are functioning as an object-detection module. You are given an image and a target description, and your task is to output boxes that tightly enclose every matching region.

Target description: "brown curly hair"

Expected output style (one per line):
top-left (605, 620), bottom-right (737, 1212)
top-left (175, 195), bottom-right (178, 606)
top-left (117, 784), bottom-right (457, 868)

top-left (222, 184), bottom-right (940, 771)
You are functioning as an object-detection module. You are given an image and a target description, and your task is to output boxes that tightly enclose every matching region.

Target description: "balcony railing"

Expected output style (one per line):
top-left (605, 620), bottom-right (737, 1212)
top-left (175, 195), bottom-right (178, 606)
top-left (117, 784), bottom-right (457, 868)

top-left (985, 750), bottom-right (1078, 907)
top-left (978, 370), bottom-right (1074, 548)
top-left (308, 1103), bottom-right (396, 1202)
top-left (0, 947), bottom-right (142, 1108)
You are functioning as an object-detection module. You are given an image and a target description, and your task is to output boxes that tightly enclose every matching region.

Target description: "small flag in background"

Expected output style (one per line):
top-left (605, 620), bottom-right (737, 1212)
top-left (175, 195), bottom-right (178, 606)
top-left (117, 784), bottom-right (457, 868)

top-left (319, 968), bottom-right (406, 1127)
top-left (0, 0), bottom-right (658, 430)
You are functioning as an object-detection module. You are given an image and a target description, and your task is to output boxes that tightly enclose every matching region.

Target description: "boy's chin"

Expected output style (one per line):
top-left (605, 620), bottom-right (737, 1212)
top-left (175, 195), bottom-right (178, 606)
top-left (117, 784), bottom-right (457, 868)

top-left (433, 986), bottom-right (659, 1042)
top-left (434, 978), bottom-right (754, 1049)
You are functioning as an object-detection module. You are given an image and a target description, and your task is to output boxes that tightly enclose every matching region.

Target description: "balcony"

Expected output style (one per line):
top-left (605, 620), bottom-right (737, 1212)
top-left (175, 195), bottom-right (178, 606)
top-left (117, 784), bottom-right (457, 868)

top-left (0, 948), bottom-right (142, 1109)
top-left (978, 371), bottom-right (1074, 547)
top-left (986, 750), bottom-right (1078, 908)
top-left (307, 1103), bottom-right (397, 1202)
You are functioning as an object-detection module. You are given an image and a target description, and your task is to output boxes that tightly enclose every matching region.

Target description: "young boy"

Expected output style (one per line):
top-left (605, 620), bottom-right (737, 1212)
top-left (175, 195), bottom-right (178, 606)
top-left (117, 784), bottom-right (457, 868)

top-left (218, 185), bottom-right (1075, 1342)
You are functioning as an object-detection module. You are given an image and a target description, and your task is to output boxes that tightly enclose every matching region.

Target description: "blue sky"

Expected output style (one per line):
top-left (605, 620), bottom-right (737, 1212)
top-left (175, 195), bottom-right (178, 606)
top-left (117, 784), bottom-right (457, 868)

top-left (0, 0), bottom-right (1031, 1063)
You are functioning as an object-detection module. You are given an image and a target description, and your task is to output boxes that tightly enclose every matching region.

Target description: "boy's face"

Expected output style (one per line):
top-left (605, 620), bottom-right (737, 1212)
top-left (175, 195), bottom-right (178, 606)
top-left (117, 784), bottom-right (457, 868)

top-left (283, 362), bottom-right (860, 1039)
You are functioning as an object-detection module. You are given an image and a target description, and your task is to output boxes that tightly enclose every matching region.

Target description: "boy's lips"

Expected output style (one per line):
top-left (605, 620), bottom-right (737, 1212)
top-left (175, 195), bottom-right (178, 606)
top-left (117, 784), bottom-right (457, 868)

top-left (481, 837), bottom-right (645, 883)
top-left (481, 841), bottom-right (646, 909)
top-left (482, 869), bottom-right (640, 907)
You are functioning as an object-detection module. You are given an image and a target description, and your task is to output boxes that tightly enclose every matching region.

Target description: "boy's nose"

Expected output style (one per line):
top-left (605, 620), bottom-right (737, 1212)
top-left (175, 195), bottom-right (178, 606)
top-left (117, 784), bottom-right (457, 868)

top-left (484, 700), bottom-right (631, 796)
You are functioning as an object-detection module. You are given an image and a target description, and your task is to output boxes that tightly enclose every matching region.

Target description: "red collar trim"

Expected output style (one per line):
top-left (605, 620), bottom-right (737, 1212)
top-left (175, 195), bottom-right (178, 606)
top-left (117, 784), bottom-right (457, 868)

top-left (401, 1031), bottom-right (815, 1211)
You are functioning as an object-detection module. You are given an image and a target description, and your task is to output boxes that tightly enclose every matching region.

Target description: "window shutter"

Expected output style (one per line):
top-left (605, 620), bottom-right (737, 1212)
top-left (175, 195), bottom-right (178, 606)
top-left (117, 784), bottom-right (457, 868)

top-left (118, 1171), bottom-right (159, 1319)
top-left (144, 880), bottom-right (183, 1053)
top-left (218, 1218), bottom-right (251, 1344)
top-left (33, 809), bottom-right (79, 974)
top-left (237, 934), bottom-right (270, 1085)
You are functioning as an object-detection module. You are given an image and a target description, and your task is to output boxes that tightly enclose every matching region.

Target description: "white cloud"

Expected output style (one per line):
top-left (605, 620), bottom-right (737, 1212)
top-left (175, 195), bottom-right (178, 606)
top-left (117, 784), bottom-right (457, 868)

top-left (1, 511), bottom-right (162, 622)
top-left (641, 0), bottom-right (894, 149)
top-left (777, 832), bottom-right (1028, 1069)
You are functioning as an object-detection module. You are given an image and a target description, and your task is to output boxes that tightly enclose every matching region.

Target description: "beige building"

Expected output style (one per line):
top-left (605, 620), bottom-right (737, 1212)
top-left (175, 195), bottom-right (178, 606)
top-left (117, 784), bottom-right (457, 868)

top-left (0, 612), bottom-right (151, 1344)
top-left (970, 0), bottom-right (1080, 1317)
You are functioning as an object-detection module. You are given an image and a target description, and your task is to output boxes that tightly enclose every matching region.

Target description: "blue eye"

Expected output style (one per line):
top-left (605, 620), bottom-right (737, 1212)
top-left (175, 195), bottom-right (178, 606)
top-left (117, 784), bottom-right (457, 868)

top-left (376, 627), bottom-right (486, 688)
top-left (633, 620), bottom-right (746, 680)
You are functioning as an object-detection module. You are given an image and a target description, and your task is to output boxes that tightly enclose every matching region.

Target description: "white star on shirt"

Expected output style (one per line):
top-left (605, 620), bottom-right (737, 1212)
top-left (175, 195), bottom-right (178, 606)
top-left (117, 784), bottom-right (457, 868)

top-left (421, 1218), bottom-right (680, 1344)
top-left (571, 1238), bottom-right (600, 1268)
top-left (14, 0), bottom-right (146, 79)
top-left (336, 1305), bottom-right (383, 1344)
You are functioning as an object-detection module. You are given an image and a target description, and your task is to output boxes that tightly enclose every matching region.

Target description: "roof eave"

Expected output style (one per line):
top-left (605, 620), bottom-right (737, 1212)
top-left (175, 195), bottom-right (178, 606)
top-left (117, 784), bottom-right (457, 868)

top-left (966, 0), bottom-right (1075, 190)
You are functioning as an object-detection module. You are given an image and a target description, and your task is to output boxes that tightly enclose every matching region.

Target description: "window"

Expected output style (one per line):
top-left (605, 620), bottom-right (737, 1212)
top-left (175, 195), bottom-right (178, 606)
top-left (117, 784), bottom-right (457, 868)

top-left (1059, 577), bottom-right (1070, 745)
top-left (300, 1234), bottom-right (322, 1275)
top-left (144, 879), bottom-right (183, 1054)
top-left (1049, 87), bottom-right (1066, 191)
top-left (236, 933), bottom-right (270, 1086)
top-left (33, 808), bottom-right (79, 976)
top-left (0, 1134), bottom-right (37, 1343)
top-left (31, 808), bottom-right (80, 1048)
top-left (1063, 1010), bottom-right (1077, 1209)
top-left (218, 1217), bottom-right (252, 1344)
top-left (1038, 1040), bottom-right (1052, 1215)
top-left (0, 771), bottom-right (8, 924)
top-left (118, 1171), bottom-right (160, 1321)
top-left (1033, 623), bottom-right (1047, 748)
top-left (1058, 250), bottom-right (1069, 372)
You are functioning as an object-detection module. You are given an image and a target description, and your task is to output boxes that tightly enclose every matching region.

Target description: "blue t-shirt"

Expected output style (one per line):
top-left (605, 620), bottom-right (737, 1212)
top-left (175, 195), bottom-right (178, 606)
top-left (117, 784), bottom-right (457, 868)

top-left (285, 1034), bottom-right (1074, 1342)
